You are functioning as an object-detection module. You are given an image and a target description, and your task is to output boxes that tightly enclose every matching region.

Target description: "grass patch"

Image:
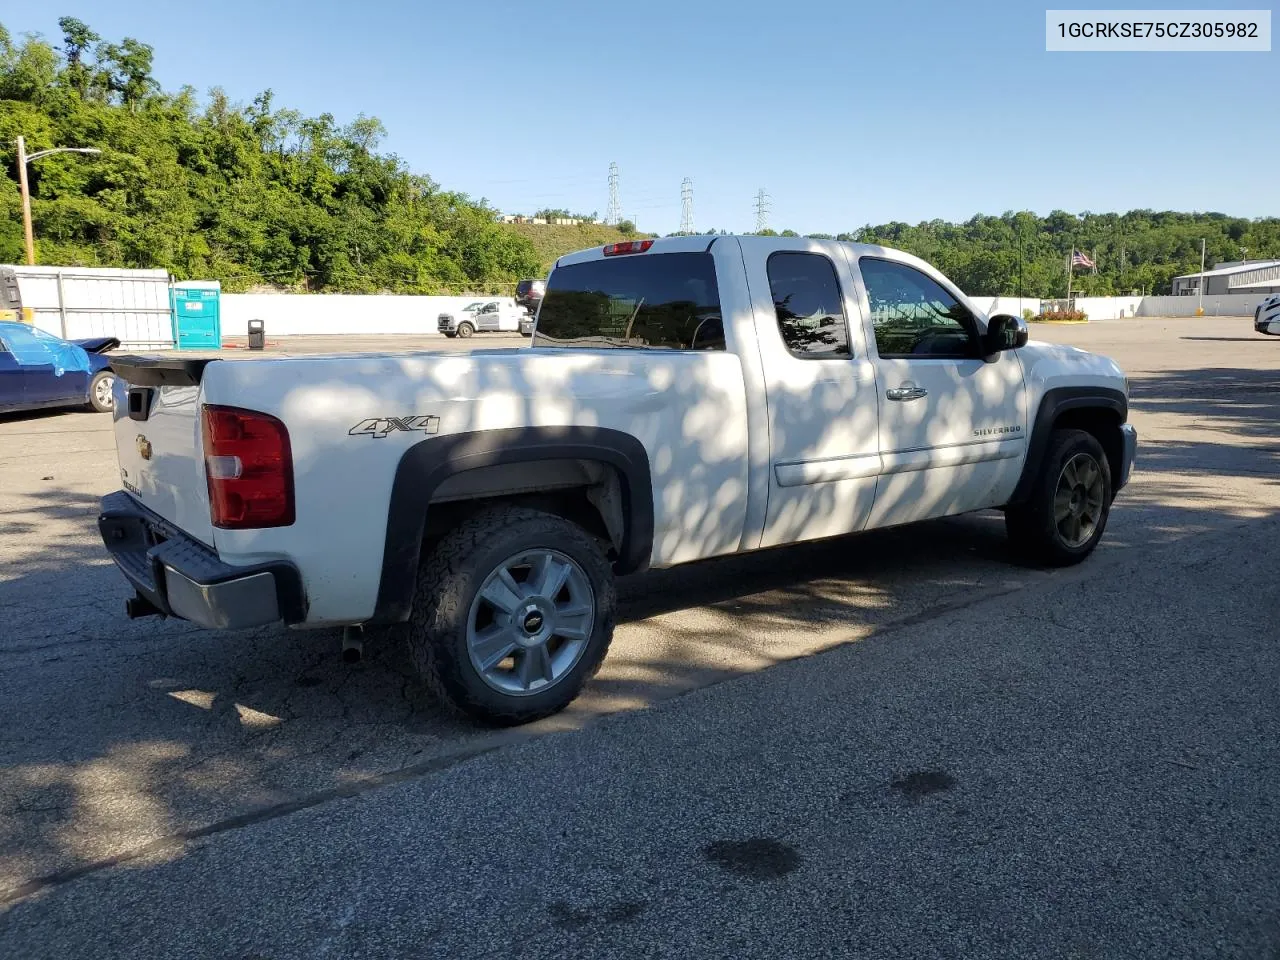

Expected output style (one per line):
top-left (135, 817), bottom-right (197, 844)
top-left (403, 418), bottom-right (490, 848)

top-left (501, 223), bottom-right (653, 272)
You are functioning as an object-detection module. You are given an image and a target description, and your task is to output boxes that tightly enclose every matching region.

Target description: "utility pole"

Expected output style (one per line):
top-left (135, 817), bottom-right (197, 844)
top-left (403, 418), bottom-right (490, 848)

top-left (679, 178), bottom-right (694, 234)
top-left (14, 136), bottom-right (101, 266)
top-left (16, 136), bottom-right (34, 266)
top-left (606, 162), bottom-right (621, 226)
top-left (1017, 225), bottom-right (1023, 301)
top-left (1197, 238), bottom-right (1206, 316)
top-left (753, 188), bottom-right (771, 233)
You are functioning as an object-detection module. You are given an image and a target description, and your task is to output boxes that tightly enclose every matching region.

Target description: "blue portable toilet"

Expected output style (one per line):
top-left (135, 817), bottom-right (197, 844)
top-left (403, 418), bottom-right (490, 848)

top-left (171, 281), bottom-right (222, 350)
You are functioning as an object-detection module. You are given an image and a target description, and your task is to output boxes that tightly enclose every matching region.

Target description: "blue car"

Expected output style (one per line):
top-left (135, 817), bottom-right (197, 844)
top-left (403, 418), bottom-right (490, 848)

top-left (0, 320), bottom-right (119, 415)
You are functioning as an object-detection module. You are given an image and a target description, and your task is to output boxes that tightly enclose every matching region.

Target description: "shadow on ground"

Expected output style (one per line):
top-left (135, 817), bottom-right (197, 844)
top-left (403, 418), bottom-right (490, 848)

top-left (1, 360), bottom-right (1277, 902)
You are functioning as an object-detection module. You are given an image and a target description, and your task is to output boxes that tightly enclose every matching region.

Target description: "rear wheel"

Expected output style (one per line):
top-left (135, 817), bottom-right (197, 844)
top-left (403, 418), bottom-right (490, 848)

top-left (406, 505), bottom-right (616, 725)
top-left (1006, 428), bottom-right (1112, 566)
top-left (456, 321), bottom-right (475, 339)
top-left (88, 370), bottom-right (115, 413)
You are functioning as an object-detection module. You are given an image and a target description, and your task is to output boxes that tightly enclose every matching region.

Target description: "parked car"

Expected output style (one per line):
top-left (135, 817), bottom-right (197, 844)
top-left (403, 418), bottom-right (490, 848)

top-left (99, 235), bottom-right (1136, 726)
top-left (437, 300), bottom-right (528, 338)
top-left (0, 321), bottom-right (118, 415)
top-left (1254, 293), bottom-right (1280, 335)
top-left (514, 278), bottom-right (545, 316)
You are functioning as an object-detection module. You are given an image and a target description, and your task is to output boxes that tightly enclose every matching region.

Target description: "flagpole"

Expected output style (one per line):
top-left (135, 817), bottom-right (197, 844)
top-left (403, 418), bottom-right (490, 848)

top-left (1066, 249), bottom-right (1073, 305)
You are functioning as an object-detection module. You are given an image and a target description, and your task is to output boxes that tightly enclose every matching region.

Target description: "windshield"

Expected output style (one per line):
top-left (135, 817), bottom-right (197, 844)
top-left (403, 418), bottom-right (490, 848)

top-left (534, 252), bottom-right (723, 350)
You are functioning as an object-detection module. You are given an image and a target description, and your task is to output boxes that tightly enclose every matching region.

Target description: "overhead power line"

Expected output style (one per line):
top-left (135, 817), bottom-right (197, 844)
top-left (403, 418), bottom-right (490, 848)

top-left (680, 178), bottom-right (694, 234)
top-left (606, 162), bottom-right (622, 225)
top-left (754, 188), bottom-right (771, 233)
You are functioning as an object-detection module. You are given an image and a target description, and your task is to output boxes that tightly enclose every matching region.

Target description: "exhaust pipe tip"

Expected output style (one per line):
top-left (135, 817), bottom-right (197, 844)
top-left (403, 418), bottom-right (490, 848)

top-left (126, 593), bottom-right (164, 620)
top-left (341, 625), bottom-right (364, 664)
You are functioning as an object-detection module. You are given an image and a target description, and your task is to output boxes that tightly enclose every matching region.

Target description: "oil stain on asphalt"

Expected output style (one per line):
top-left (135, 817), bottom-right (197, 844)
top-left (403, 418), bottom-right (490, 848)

top-left (890, 769), bottom-right (957, 800)
top-left (702, 838), bottom-right (802, 880)
top-left (546, 899), bottom-right (648, 930)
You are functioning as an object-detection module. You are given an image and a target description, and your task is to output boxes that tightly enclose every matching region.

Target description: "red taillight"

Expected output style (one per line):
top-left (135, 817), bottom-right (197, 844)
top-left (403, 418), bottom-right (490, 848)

top-left (201, 405), bottom-right (295, 529)
top-left (602, 240), bottom-right (654, 256)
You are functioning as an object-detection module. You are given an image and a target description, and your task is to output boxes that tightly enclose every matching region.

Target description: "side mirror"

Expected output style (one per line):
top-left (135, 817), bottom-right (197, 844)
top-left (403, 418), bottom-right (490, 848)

top-left (983, 314), bottom-right (1028, 359)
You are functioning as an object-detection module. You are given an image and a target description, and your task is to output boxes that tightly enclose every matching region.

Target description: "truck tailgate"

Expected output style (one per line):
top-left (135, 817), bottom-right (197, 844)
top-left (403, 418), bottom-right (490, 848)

top-left (110, 357), bottom-right (216, 547)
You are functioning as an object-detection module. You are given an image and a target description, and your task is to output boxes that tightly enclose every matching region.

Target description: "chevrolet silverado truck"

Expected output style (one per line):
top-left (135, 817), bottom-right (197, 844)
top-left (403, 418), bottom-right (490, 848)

top-left (99, 235), bottom-right (1137, 725)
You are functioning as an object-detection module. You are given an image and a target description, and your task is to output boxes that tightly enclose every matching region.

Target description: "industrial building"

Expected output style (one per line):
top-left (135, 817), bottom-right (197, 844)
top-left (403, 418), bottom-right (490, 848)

top-left (1171, 259), bottom-right (1280, 297)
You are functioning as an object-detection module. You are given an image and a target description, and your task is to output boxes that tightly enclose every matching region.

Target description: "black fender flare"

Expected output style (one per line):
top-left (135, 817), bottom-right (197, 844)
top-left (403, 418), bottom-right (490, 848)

top-left (371, 426), bottom-right (654, 623)
top-left (1009, 386), bottom-right (1128, 504)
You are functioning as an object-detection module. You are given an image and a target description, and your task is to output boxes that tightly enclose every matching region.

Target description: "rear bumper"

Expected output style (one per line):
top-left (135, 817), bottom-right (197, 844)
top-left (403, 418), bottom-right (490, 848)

top-left (1116, 423), bottom-right (1137, 492)
top-left (97, 491), bottom-right (306, 629)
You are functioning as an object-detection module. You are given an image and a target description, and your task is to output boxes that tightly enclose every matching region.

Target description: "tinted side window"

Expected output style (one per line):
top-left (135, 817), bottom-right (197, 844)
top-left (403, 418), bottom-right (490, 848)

top-left (859, 258), bottom-right (977, 359)
top-left (535, 253), bottom-right (723, 351)
top-left (766, 252), bottom-right (850, 358)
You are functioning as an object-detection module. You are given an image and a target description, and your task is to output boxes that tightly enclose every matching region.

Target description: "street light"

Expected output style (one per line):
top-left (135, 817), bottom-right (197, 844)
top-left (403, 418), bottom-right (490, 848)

top-left (15, 136), bottom-right (102, 266)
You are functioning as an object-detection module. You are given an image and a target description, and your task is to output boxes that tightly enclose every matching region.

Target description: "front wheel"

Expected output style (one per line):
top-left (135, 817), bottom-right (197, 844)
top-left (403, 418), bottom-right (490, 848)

top-left (406, 505), bottom-right (616, 725)
top-left (456, 321), bottom-right (475, 339)
top-left (1005, 428), bottom-right (1112, 567)
top-left (88, 370), bottom-right (115, 413)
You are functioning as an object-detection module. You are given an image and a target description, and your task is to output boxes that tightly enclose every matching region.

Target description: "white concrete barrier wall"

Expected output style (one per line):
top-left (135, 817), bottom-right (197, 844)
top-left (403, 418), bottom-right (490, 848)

top-left (219, 294), bottom-right (522, 338)
top-left (1071, 296), bottom-right (1144, 321)
top-left (1137, 294), bottom-right (1265, 318)
top-left (967, 297), bottom-right (1042, 318)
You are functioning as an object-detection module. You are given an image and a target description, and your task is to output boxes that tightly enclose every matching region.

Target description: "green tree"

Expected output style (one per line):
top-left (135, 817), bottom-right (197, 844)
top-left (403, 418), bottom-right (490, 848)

top-left (0, 18), bottom-right (542, 293)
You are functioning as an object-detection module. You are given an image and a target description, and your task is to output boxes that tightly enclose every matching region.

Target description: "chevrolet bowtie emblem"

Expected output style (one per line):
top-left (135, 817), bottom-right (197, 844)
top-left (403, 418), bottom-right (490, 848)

top-left (136, 435), bottom-right (153, 460)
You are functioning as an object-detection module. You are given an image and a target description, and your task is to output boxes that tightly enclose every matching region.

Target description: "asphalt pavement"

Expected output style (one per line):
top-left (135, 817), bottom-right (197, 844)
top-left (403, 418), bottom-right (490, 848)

top-left (1, 316), bottom-right (1277, 958)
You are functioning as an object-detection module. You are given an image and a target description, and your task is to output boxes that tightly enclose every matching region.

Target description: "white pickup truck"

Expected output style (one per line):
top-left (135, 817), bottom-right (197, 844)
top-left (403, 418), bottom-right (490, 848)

top-left (437, 299), bottom-right (528, 338)
top-left (99, 235), bottom-right (1136, 725)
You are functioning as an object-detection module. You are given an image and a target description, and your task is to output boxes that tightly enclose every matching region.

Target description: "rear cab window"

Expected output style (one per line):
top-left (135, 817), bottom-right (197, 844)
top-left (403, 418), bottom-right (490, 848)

top-left (534, 252), bottom-right (724, 351)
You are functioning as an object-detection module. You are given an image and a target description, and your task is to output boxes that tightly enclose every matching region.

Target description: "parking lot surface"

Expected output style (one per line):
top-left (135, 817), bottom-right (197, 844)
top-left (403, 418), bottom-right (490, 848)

top-left (1, 317), bottom-right (1277, 957)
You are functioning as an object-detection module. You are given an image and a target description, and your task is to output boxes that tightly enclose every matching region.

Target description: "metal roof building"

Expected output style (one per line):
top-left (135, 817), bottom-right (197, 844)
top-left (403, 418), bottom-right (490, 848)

top-left (1171, 260), bottom-right (1280, 296)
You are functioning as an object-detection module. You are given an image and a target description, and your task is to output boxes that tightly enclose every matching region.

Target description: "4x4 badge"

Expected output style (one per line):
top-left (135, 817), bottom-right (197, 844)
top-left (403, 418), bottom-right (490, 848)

top-left (349, 416), bottom-right (440, 439)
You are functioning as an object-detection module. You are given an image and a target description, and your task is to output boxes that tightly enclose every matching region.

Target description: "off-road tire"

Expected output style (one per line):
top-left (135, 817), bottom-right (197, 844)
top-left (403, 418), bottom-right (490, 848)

top-left (1006, 428), bottom-right (1112, 567)
top-left (407, 505), bottom-right (616, 725)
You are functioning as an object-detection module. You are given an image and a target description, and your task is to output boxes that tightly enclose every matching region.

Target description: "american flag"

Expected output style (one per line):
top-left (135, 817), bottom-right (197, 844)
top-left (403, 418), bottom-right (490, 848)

top-left (1071, 250), bottom-right (1095, 269)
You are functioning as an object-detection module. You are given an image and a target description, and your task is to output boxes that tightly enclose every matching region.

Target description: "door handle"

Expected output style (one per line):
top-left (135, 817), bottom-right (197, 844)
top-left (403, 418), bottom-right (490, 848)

top-left (886, 385), bottom-right (928, 401)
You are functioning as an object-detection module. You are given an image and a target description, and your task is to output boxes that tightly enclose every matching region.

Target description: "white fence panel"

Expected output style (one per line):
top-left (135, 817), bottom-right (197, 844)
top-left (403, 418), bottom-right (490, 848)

top-left (1137, 294), bottom-right (1266, 318)
top-left (7, 265), bottom-right (174, 348)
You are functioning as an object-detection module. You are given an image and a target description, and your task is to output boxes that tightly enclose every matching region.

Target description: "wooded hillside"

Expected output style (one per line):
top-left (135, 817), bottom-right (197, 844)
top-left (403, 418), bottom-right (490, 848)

top-left (0, 18), bottom-right (540, 292)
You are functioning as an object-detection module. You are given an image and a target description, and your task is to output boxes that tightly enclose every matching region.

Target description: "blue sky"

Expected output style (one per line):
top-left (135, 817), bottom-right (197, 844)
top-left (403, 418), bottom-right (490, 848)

top-left (7, 1), bottom-right (1277, 233)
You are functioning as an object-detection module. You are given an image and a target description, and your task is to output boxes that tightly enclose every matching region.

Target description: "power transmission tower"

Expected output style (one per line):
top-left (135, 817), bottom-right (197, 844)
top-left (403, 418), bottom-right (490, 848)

top-left (606, 162), bottom-right (621, 225)
top-left (679, 178), bottom-right (694, 234)
top-left (754, 188), bottom-right (771, 233)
